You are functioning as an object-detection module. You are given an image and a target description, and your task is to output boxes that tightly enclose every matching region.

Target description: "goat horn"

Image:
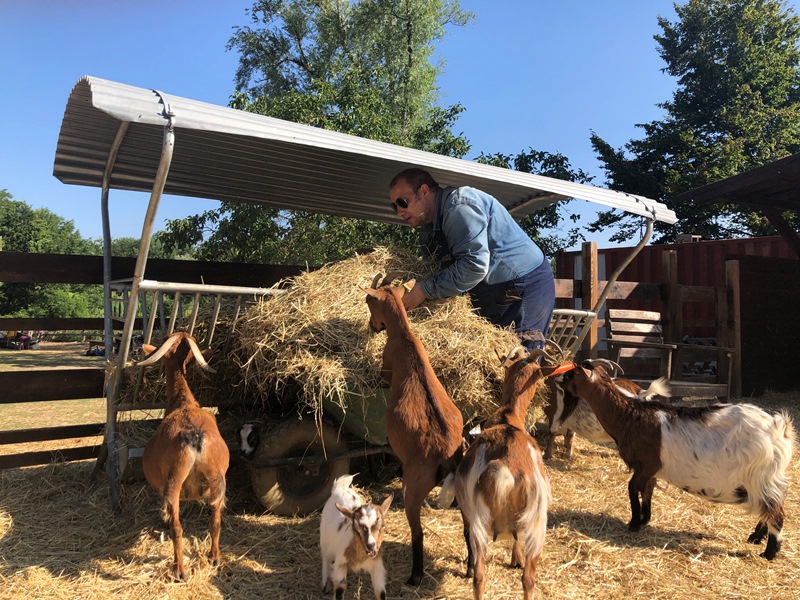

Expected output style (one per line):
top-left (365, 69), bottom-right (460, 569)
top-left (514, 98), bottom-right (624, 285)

top-left (499, 345), bottom-right (528, 367)
top-left (380, 271), bottom-right (406, 287)
top-left (187, 335), bottom-right (216, 373)
top-left (371, 273), bottom-right (384, 289)
top-left (526, 348), bottom-right (556, 365)
top-left (137, 332), bottom-right (181, 367)
top-left (583, 358), bottom-right (624, 377)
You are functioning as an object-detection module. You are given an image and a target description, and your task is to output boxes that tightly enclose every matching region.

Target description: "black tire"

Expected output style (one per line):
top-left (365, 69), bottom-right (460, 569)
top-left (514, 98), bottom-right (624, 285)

top-left (249, 419), bottom-right (350, 516)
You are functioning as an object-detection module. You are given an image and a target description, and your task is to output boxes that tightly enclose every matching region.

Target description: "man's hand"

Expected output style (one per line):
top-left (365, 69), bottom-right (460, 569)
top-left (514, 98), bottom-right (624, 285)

top-left (401, 282), bottom-right (426, 311)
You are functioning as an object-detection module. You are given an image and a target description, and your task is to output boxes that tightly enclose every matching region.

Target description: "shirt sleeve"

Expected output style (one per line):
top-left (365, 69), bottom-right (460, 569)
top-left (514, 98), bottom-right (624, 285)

top-left (420, 192), bottom-right (490, 299)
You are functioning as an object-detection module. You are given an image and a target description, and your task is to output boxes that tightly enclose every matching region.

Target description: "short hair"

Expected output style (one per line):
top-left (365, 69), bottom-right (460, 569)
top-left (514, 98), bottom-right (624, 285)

top-left (389, 168), bottom-right (439, 192)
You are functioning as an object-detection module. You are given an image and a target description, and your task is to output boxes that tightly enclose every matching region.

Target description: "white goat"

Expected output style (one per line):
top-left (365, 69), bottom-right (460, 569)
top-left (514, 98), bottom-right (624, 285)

top-left (320, 475), bottom-right (393, 600)
top-left (561, 360), bottom-right (796, 560)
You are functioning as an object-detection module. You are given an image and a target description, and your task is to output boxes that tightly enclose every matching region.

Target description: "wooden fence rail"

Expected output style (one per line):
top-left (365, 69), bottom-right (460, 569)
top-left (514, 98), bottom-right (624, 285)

top-left (0, 244), bottom-right (753, 471)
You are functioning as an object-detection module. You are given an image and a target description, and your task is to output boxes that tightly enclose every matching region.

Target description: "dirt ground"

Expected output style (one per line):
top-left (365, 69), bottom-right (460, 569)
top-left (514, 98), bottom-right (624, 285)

top-left (1, 342), bottom-right (798, 599)
top-left (0, 394), bottom-right (799, 600)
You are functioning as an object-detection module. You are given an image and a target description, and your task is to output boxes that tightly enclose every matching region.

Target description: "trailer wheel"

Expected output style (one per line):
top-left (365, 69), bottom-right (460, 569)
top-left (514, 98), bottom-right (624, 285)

top-left (249, 419), bottom-right (349, 516)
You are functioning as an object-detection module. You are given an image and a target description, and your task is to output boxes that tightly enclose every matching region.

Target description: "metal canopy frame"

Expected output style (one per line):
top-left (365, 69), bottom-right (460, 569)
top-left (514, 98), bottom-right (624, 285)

top-left (53, 75), bottom-right (678, 514)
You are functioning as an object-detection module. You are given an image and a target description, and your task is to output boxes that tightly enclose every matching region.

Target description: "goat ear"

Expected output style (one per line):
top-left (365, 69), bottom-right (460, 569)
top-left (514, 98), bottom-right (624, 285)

top-left (379, 494), bottom-right (393, 515)
top-left (400, 279), bottom-right (415, 292)
top-left (363, 287), bottom-right (380, 299)
top-left (141, 343), bottom-right (157, 356)
top-left (336, 503), bottom-right (355, 520)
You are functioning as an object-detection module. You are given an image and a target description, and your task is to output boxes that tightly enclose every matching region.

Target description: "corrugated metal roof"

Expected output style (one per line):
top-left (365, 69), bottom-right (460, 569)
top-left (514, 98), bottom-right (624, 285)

top-left (53, 75), bottom-right (678, 225)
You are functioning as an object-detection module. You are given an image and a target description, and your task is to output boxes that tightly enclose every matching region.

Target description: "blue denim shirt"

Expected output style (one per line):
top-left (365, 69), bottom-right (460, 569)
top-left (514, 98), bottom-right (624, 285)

top-left (418, 186), bottom-right (545, 299)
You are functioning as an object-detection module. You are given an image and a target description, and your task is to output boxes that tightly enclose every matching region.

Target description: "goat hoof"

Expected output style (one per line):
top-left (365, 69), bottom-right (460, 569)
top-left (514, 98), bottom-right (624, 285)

top-left (406, 573), bottom-right (423, 586)
top-left (628, 522), bottom-right (641, 533)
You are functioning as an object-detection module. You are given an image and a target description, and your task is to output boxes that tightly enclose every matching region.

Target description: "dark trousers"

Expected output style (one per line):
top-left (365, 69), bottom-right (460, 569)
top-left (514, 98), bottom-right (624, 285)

top-left (468, 259), bottom-right (555, 350)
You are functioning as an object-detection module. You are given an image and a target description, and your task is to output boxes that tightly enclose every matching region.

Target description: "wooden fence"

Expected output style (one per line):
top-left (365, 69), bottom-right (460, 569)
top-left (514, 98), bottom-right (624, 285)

top-left (0, 242), bottom-right (757, 470)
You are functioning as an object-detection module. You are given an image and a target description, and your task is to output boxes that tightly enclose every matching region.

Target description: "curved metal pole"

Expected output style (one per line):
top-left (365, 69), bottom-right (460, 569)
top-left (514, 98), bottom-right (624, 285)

top-left (98, 122), bottom-right (129, 510)
top-left (107, 107), bottom-right (175, 515)
top-left (591, 217), bottom-right (654, 314)
top-left (101, 122), bottom-right (130, 357)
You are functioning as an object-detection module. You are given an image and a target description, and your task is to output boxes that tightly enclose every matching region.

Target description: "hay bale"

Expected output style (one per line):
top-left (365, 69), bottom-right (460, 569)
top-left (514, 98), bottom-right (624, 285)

top-left (232, 247), bottom-right (525, 426)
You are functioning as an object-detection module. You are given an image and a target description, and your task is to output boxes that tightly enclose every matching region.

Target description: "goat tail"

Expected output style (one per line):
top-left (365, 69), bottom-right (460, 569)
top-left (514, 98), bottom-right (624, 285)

top-left (181, 426), bottom-right (205, 453)
top-left (437, 472), bottom-right (456, 508)
top-left (639, 377), bottom-right (671, 400)
top-left (518, 446), bottom-right (551, 560)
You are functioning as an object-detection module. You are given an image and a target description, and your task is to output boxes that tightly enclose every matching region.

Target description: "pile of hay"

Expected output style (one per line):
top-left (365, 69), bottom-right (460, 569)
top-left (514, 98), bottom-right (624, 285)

top-left (231, 247), bottom-right (524, 426)
top-left (1, 391), bottom-right (798, 599)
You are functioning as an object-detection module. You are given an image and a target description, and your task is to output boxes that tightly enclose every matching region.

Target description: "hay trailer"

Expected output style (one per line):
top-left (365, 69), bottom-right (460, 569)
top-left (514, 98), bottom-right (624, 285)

top-left (52, 75), bottom-right (677, 516)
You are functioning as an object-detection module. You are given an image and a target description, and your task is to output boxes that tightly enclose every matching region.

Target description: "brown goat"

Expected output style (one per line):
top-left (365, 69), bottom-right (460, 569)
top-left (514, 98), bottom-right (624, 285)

top-left (364, 274), bottom-right (464, 586)
top-left (138, 332), bottom-right (230, 579)
top-left (561, 361), bottom-right (795, 560)
top-left (456, 346), bottom-right (557, 600)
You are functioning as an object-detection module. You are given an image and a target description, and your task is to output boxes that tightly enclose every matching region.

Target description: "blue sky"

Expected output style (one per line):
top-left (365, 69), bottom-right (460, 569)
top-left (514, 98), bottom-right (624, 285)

top-left (0, 1), bottom-right (771, 248)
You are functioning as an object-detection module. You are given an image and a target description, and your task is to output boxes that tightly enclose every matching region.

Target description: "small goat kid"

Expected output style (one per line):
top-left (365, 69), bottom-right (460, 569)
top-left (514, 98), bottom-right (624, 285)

top-left (364, 273), bottom-right (464, 586)
top-left (561, 361), bottom-right (795, 560)
top-left (320, 475), bottom-right (393, 600)
top-left (455, 346), bottom-right (555, 600)
top-left (542, 359), bottom-right (670, 459)
top-left (138, 332), bottom-right (230, 579)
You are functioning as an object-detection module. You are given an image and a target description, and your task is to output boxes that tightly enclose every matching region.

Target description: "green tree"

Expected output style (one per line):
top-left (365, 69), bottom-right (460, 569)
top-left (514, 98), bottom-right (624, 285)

top-left (0, 190), bottom-right (101, 317)
top-left (162, 0), bottom-right (472, 265)
top-left (590, 0), bottom-right (800, 242)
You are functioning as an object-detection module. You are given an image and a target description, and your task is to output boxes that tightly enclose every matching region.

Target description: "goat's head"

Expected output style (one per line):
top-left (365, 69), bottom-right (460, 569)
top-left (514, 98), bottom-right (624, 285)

top-left (138, 331), bottom-right (215, 374)
top-left (560, 359), bottom-right (613, 396)
top-left (237, 423), bottom-right (260, 459)
top-left (336, 495), bottom-right (393, 557)
top-left (363, 273), bottom-right (415, 333)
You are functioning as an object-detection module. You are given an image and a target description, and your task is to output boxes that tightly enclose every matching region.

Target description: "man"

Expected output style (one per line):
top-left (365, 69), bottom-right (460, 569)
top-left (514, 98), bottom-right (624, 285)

top-left (388, 167), bottom-right (555, 350)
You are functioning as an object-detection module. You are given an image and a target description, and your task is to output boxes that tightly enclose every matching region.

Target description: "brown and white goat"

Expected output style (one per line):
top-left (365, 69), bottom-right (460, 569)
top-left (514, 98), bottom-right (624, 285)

top-left (364, 273), bottom-right (464, 586)
top-left (561, 361), bottom-right (796, 560)
top-left (455, 346), bottom-right (555, 600)
top-left (320, 474), bottom-right (393, 599)
top-left (542, 359), bottom-right (670, 459)
top-left (138, 332), bottom-right (230, 579)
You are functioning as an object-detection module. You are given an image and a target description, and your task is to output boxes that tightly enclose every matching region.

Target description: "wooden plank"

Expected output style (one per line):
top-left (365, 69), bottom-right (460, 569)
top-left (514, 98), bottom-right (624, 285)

top-left (607, 309), bottom-right (662, 321)
top-left (0, 369), bottom-right (105, 403)
top-left (0, 317), bottom-right (144, 331)
top-left (0, 423), bottom-right (105, 445)
top-left (0, 445), bottom-right (101, 470)
top-left (599, 281), bottom-right (663, 301)
top-left (581, 241), bottom-right (599, 357)
top-left (0, 252), bottom-right (303, 286)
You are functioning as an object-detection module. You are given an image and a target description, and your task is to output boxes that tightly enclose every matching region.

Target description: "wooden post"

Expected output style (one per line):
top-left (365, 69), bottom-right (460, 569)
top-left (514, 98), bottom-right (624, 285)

top-left (725, 260), bottom-right (743, 398)
top-left (662, 250), bottom-right (681, 343)
top-left (581, 241), bottom-right (599, 358)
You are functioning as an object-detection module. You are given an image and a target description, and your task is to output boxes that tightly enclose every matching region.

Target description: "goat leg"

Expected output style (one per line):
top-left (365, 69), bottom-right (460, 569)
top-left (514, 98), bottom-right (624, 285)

top-left (163, 494), bottom-right (187, 580)
top-left (208, 499), bottom-right (223, 566)
top-left (640, 476), bottom-right (657, 527)
top-left (627, 476), bottom-right (643, 532)
top-left (461, 514), bottom-right (474, 578)
top-left (510, 537), bottom-right (523, 569)
top-left (521, 554), bottom-right (539, 600)
top-left (472, 550), bottom-right (487, 599)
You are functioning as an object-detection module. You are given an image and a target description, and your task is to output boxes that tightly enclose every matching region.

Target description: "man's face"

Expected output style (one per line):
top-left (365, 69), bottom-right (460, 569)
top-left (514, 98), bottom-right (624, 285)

top-left (389, 181), bottom-right (431, 228)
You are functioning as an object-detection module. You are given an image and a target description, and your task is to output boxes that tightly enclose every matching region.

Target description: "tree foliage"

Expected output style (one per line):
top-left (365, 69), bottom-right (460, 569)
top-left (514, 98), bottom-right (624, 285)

top-left (162, 0), bottom-right (473, 265)
top-left (590, 0), bottom-right (800, 242)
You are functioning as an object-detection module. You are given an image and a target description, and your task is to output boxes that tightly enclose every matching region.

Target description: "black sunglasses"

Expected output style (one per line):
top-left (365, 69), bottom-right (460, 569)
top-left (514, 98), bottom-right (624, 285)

top-left (389, 197), bottom-right (409, 213)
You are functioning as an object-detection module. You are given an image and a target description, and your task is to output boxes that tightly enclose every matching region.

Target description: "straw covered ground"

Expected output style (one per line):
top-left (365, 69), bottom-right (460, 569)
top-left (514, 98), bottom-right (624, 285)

top-left (0, 390), bottom-right (798, 599)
